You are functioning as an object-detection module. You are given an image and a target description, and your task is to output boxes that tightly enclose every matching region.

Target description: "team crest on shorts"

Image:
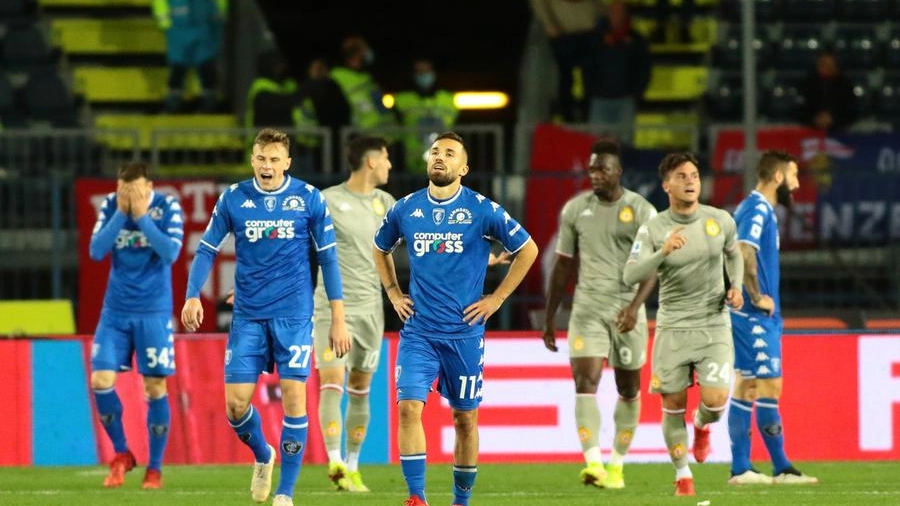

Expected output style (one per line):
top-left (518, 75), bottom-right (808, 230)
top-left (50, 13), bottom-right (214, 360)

top-left (650, 374), bottom-right (661, 389)
top-left (224, 349), bottom-right (232, 365)
top-left (573, 336), bottom-right (585, 351)
top-left (618, 206), bottom-right (634, 223)
top-left (323, 348), bottom-right (335, 361)
top-left (705, 218), bottom-right (720, 236)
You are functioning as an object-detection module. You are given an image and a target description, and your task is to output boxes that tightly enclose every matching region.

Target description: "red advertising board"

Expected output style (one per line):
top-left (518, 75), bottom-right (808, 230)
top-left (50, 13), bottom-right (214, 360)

top-left (388, 332), bottom-right (900, 463)
top-left (75, 179), bottom-right (233, 334)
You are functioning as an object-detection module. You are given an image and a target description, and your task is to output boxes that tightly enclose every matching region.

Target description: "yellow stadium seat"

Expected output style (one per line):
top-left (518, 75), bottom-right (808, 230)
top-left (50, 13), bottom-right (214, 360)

top-left (94, 113), bottom-right (240, 150)
top-left (635, 112), bottom-right (698, 149)
top-left (51, 18), bottom-right (164, 54)
top-left (644, 66), bottom-right (708, 101)
top-left (73, 67), bottom-right (200, 102)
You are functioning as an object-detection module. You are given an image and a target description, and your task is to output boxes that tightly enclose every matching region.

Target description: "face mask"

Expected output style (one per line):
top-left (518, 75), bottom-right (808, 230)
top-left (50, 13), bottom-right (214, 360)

top-left (364, 49), bottom-right (375, 66)
top-left (776, 181), bottom-right (793, 208)
top-left (414, 72), bottom-right (436, 89)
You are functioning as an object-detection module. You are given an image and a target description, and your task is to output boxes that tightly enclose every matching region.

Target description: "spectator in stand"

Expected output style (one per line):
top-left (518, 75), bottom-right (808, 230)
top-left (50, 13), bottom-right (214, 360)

top-left (800, 49), bottom-right (856, 133)
top-left (584, 0), bottom-right (651, 144)
top-left (153, 0), bottom-right (226, 113)
top-left (300, 58), bottom-right (351, 172)
top-left (529, 0), bottom-right (606, 123)
top-left (393, 57), bottom-right (459, 173)
top-left (331, 36), bottom-right (397, 133)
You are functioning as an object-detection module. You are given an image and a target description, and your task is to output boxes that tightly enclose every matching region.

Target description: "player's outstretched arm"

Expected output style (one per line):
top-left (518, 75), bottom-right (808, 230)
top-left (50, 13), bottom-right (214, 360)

top-left (541, 253), bottom-right (576, 352)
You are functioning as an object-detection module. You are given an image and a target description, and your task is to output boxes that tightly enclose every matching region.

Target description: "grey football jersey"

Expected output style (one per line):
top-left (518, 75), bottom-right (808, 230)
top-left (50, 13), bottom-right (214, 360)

top-left (626, 205), bottom-right (738, 329)
top-left (314, 183), bottom-right (396, 314)
top-left (556, 189), bottom-right (657, 306)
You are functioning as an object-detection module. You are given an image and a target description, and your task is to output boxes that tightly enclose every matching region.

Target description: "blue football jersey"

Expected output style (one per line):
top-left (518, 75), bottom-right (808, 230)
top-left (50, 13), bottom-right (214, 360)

top-left (374, 186), bottom-right (531, 338)
top-left (733, 190), bottom-right (781, 315)
top-left (189, 176), bottom-right (338, 319)
top-left (89, 191), bottom-right (184, 316)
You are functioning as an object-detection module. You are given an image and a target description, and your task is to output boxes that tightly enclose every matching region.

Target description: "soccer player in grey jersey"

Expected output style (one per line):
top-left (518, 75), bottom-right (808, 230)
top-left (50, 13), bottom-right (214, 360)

top-left (623, 152), bottom-right (744, 496)
top-left (312, 135), bottom-right (396, 492)
top-left (542, 139), bottom-right (657, 489)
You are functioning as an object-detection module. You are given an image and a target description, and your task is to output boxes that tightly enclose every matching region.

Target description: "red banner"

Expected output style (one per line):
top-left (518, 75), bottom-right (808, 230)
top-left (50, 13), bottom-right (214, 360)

top-left (75, 179), bottom-right (232, 334)
top-left (388, 332), bottom-right (900, 463)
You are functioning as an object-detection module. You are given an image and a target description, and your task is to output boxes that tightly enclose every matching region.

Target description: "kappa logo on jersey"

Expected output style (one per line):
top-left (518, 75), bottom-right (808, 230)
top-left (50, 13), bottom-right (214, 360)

top-left (241, 199), bottom-right (256, 209)
top-left (705, 218), bottom-right (721, 236)
top-left (410, 208), bottom-right (424, 218)
top-left (753, 338), bottom-right (766, 348)
top-left (432, 208), bottom-right (445, 225)
top-left (264, 196), bottom-right (277, 212)
top-left (619, 205), bottom-right (634, 223)
top-left (337, 202), bottom-right (352, 212)
top-left (751, 325), bottom-right (766, 335)
top-left (282, 195), bottom-right (306, 211)
top-left (756, 352), bottom-right (770, 361)
top-left (448, 208), bottom-right (473, 224)
top-left (244, 219), bottom-right (296, 242)
top-left (755, 202), bottom-right (769, 214)
top-left (580, 208), bottom-right (594, 217)
top-left (756, 365), bottom-right (772, 375)
top-left (411, 231), bottom-right (464, 257)
top-left (115, 230), bottom-right (149, 249)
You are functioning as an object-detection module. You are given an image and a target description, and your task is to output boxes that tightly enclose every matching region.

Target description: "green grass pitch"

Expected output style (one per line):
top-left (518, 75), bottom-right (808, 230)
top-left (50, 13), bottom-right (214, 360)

top-left (1, 461), bottom-right (898, 506)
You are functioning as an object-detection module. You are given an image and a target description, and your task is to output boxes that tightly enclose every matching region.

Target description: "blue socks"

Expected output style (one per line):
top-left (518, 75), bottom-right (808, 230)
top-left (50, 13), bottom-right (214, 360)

top-left (94, 387), bottom-right (128, 453)
top-left (275, 415), bottom-right (308, 497)
top-left (452, 465), bottom-right (477, 506)
top-left (757, 397), bottom-right (791, 473)
top-left (728, 398), bottom-right (754, 474)
top-left (229, 405), bottom-right (271, 462)
top-left (401, 453), bottom-right (427, 501)
top-left (147, 395), bottom-right (170, 471)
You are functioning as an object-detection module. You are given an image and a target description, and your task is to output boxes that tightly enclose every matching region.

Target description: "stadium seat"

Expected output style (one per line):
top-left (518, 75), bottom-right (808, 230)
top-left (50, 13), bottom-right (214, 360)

top-left (846, 74), bottom-right (874, 118)
top-left (0, 22), bottom-right (56, 72)
top-left (0, 0), bottom-right (31, 18)
top-left (836, 0), bottom-right (889, 20)
top-left (762, 76), bottom-right (805, 121)
top-left (885, 29), bottom-right (900, 68)
top-left (705, 76), bottom-right (747, 121)
top-left (782, 0), bottom-right (836, 21)
top-left (875, 81), bottom-right (900, 120)
top-left (833, 27), bottom-right (880, 70)
top-left (713, 25), bottom-right (771, 70)
top-left (774, 26), bottom-right (825, 70)
top-left (22, 68), bottom-right (79, 127)
top-left (720, 0), bottom-right (782, 23)
top-left (50, 18), bottom-right (165, 55)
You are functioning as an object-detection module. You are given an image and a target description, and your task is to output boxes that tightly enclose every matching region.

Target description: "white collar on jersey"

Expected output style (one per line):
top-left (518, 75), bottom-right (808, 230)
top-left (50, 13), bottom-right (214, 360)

top-left (253, 175), bottom-right (291, 195)
top-left (426, 186), bottom-right (462, 206)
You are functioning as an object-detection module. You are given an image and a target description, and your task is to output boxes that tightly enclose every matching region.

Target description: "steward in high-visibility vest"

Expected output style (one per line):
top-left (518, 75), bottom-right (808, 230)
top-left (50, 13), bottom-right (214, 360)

top-left (245, 50), bottom-right (318, 149)
top-left (393, 58), bottom-right (459, 173)
top-left (331, 36), bottom-right (396, 133)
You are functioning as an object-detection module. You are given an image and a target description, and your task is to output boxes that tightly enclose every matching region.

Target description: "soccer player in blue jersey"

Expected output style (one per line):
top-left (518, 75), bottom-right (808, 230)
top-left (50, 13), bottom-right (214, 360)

top-left (88, 162), bottom-right (184, 489)
top-left (728, 150), bottom-right (818, 485)
top-left (373, 131), bottom-right (539, 506)
top-left (181, 128), bottom-right (351, 506)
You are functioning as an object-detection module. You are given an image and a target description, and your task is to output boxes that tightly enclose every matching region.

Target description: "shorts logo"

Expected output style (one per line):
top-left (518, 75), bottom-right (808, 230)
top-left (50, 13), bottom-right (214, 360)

top-left (264, 196), bottom-right (277, 212)
top-left (322, 348), bottom-right (335, 361)
top-left (650, 374), bottom-right (661, 390)
top-left (394, 364), bottom-right (402, 381)
top-left (705, 218), bottom-right (720, 236)
top-left (224, 349), bottom-right (232, 365)
top-left (432, 208), bottom-right (445, 225)
top-left (282, 196), bottom-right (306, 211)
top-left (448, 208), bottom-right (473, 225)
top-left (282, 440), bottom-right (304, 455)
top-left (618, 206), bottom-right (634, 223)
top-left (572, 336), bottom-right (585, 351)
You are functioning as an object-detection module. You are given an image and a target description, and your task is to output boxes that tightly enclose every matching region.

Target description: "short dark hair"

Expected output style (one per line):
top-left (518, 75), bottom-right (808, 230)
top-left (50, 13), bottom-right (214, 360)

top-left (434, 131), bottom-right (467, 156)
top-left (341, 35), bottom-right (367, 61)
top-left (757, 149), bottom-right (797, 182)
top-left (254, 128), bottom-right (291, 153)
top-left (658, 152), bottom-right (700, 180)
top-left (118, 162), bottom-right (150, 182)
top-left (591, 137), bottom-right (621, 158)
top-left (346, 135), bottom-right (389, 172)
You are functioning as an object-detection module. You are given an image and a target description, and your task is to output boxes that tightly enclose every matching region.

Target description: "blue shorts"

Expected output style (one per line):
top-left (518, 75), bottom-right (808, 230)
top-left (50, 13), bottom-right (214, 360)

top-left (92, 312), bottom-right (175, 377)
top-left (730, 311), bottom-right (783, 379)
top-left (395, 330), bottom-right (484, 411)
top-left (226, 317), bottom-right (313, 384)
